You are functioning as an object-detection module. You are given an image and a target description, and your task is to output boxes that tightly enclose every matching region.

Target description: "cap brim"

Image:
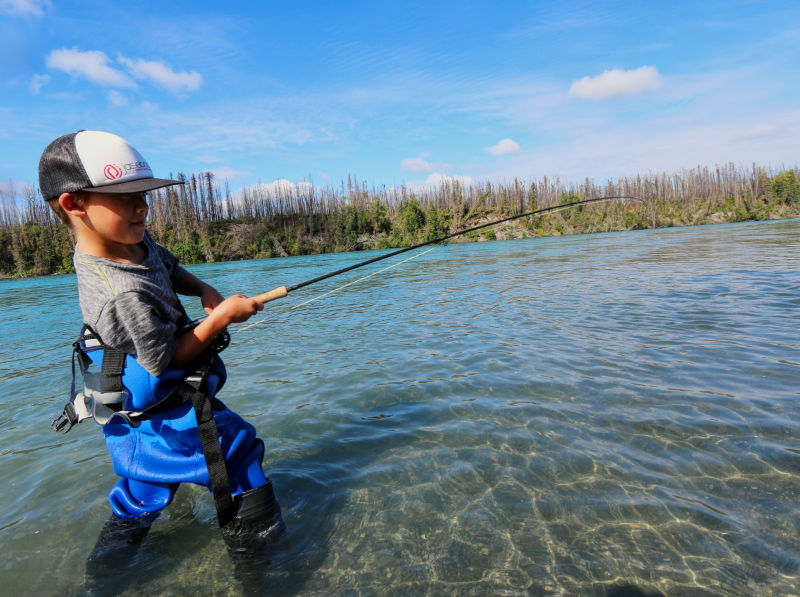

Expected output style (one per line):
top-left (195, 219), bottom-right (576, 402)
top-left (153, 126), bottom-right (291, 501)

top-left (83, 177), bottom-right (182, 195)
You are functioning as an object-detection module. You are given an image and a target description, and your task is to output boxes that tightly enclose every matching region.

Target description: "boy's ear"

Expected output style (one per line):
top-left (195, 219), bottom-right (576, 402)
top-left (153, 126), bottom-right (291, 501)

top-left (58, 192), bottom-right (87, 216)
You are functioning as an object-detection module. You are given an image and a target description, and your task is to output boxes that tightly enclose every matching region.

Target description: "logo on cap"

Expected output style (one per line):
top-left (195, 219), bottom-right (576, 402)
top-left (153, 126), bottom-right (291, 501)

top-left (104, 164), bottom-right (124, 181)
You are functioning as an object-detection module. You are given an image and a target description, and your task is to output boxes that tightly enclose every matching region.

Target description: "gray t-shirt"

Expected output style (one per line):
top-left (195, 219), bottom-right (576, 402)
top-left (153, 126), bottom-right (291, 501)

top-left (74, 232), bottom-right (189, 376)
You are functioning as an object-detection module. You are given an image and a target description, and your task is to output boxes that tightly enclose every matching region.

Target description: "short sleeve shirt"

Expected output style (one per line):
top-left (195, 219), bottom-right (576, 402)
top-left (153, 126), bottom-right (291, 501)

top-left (74, 232), bottom-right (189, 376)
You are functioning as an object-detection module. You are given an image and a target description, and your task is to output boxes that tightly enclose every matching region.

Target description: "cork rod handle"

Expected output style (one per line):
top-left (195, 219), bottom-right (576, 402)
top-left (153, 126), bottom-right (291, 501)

top-left (252, 286), bottom-right (288, 304)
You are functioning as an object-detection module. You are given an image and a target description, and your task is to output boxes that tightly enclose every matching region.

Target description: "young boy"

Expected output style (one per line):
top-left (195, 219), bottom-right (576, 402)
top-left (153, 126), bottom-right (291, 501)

top-left (39, 130), bottom-right (282, 590)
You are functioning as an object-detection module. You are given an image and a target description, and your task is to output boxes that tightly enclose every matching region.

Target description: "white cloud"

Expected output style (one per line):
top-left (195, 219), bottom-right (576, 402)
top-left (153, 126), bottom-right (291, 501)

top-left (250, 179), bottom-right (314, 198)
top-left (118, 56), bottom-right (203, 95)
top-left (401, 157), bottom-right (434, 172)
top-left (0, 0), bottom-right (50, 17)
top-left (389, 172), bottom-right (475, 195)
top-left (46, 48), bottom-right (135, 88)
top-left (0, 180), bottom-right (16, 196)
top-left (44, 48), bottom-right (201, 96)
top-left (385, 186), bottom-right (403, 200)
top-left (401, 152), bottom-right (450, 172)
top-left (569, 66), bottom-right (662, 101)
top-left (424, 172), bottom-right (474, 188)
top-left (29, 73), bottom-right (49, 93)
top-left (108, 90), bottom-right (127, 106)
top-left (483, 138), bottom-right (520, 156)
top-left (739, 124), bottom-right (780, 140)
top-left (206, 167), bottom-right (249, 182)
top-left (478, 105), bottom-right (800, 186)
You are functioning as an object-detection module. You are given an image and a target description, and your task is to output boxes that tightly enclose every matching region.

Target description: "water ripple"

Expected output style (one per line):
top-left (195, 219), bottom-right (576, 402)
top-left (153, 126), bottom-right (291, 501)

top-left (0, 221), bottom-right (798, 595)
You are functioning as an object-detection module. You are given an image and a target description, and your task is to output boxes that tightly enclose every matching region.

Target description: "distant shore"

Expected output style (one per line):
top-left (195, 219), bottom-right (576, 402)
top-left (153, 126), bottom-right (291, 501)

top-left (1, 165), bottom-right (797, 278)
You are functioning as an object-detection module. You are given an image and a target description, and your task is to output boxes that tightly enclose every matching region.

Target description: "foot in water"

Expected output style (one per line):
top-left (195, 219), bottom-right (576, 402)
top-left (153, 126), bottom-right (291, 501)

top-left (222, 480), bottom-right (287, 594)
top-left (83, 511), bottom-right (159, 595)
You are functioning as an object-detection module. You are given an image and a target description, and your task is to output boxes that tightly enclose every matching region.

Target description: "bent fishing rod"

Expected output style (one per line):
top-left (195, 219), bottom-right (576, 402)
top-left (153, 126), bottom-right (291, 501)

top-left (251, 194), bottom-right (640, 304)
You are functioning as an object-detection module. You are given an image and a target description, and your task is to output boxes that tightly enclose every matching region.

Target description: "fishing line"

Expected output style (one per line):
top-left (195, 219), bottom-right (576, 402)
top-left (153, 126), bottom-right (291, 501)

top-left (239, 246), bottom-right (436, 332)
top-left (251, 194), bottom-right (640, 305)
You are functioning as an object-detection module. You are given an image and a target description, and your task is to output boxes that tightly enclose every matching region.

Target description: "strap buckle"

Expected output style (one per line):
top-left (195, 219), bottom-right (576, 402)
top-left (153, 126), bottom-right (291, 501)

top-left (52, 402), bottom-right (78, 433)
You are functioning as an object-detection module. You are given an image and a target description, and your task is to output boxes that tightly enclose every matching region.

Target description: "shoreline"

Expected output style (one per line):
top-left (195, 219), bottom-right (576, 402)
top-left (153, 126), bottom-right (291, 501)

top-left (2, 214), bottom-right (798, 281)
top-left (2, 166), bottom-right (798, 278)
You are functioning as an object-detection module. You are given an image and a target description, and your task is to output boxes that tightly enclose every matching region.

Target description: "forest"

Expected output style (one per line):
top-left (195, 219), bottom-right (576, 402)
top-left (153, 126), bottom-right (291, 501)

top-left (1, 164), bottom-right (798, 278)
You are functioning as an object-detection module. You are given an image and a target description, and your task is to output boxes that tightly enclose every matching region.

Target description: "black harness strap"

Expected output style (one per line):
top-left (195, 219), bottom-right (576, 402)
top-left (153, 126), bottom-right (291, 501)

top-left (184, 365), bottom-right (236, 528)
top-left (99, 349), bottom-right (126, 392)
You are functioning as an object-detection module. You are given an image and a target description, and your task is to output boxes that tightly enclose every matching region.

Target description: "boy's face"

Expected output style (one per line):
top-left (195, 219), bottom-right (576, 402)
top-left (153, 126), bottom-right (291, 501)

top-left (82, 191), bottom-right (149, 245)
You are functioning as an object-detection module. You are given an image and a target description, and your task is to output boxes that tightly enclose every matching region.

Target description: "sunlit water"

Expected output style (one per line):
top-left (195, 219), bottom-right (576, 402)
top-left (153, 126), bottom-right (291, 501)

top-left (1, 220), bottom-right (798, 596)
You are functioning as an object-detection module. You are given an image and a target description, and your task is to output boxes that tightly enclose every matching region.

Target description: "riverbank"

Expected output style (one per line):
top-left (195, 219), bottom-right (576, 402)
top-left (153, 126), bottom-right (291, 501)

top-left (1, 166), bottom-right (797, 278)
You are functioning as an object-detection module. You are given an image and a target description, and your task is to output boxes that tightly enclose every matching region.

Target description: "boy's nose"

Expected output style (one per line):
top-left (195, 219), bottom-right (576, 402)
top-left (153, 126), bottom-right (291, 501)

top-left (132, 194), bottom-right (148, 212)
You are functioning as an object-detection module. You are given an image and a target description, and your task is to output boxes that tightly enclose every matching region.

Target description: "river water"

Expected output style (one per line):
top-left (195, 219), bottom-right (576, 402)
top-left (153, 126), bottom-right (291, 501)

top-left (1, 220), bottom-right (798, 596)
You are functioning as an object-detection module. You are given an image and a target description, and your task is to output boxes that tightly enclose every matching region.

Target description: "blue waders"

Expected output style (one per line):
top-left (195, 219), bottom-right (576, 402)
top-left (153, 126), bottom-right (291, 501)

top-left (54, 328), bottom-right (284, 593)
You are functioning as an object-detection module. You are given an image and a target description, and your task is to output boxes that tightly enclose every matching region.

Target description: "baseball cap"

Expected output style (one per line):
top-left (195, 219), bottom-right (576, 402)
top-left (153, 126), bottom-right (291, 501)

top-left (38, 130), bottom-right (181, 201)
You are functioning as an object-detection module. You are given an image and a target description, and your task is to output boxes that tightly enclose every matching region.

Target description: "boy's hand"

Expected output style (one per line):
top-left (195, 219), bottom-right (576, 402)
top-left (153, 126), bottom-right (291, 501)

top-left (210, 294), bottom-right (264, 325)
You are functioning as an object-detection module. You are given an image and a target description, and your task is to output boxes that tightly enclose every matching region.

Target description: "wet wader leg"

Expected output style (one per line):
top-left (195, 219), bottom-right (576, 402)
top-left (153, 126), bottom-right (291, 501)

top-left (84, 478), bottom-right (176, 594)
top-left (228, 438), bottom-right (269, 496)
top-left (84, 512), bottom-right (159, 594)
top-left (222, 479), bottom-right (286, 593)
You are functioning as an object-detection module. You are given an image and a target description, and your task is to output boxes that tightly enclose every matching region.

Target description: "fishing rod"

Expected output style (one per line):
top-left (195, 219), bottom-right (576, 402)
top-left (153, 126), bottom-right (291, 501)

top-left (252, 194), bottom-right (640, 304)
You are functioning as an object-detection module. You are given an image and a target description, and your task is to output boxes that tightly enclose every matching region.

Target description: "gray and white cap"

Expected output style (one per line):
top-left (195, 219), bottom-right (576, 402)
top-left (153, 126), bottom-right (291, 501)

top-left (38, 130), bottom-right (181, 201)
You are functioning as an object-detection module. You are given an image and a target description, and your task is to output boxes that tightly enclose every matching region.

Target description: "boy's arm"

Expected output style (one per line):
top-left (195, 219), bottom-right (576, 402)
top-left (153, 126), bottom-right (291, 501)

top-left (171, 293), bottom-right (263, 367)
top-left (171, 272), bottom-right (264, 368)
top-left (173, 271), bottom-right (226, 314)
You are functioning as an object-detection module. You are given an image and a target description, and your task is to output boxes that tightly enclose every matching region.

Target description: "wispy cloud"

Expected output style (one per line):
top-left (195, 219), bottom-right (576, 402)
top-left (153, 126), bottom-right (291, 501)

top-left (401, 153), bottom-right (450, 173)
top-left (29, 73), bottom-right (49, 93)
top-left (0, 0), bottom-right (50, 17)
top-left (0, 180), bottom-right (16, 196)
top-left (46, 48), bottom-right (135, 88)
top-left (209, 166), bottom-right (249, 181)
top-left (738, 124), bottom-right (780, 140)
top-left (45, 47), bottom-right (203, 96)
top-left (247, 179), bottom-right (313, 198)
top-left (569, 66), bottom-right (662, 101)
top-left (480, 106), bottom-right (800, 185)
top-left (117, 56), bottom-right (203, 95)
top-left (483, 138), bottom-right (521, 156)
top-left (108, 90), bottom-right (127, 106)
top-left (417, 172), bottom-right (474, 189)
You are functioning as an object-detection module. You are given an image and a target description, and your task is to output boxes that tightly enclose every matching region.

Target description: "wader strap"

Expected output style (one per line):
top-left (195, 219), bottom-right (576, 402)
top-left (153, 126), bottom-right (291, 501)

top-left (186, 366), bottom-right (236, 528)
top-left (99, 349), bottom-right (126, 392)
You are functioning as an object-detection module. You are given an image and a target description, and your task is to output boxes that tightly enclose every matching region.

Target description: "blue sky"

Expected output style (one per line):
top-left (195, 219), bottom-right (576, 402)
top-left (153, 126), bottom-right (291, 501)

top-left (1, 0), bottom-right (798, 197)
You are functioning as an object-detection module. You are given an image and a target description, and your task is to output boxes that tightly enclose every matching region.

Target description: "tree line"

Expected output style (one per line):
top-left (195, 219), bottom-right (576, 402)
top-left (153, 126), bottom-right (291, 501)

top-left (1, 164), bottom-right (798, 278)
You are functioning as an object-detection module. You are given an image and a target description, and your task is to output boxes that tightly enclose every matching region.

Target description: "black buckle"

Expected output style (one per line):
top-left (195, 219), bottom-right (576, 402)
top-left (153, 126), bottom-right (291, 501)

top-left (52, 402), bottom-right (78, 433)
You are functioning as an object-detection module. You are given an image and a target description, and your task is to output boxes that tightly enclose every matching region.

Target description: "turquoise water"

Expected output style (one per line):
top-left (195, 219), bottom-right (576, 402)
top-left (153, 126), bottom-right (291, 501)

top-left (1, 220), bottom-right (798, 596)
